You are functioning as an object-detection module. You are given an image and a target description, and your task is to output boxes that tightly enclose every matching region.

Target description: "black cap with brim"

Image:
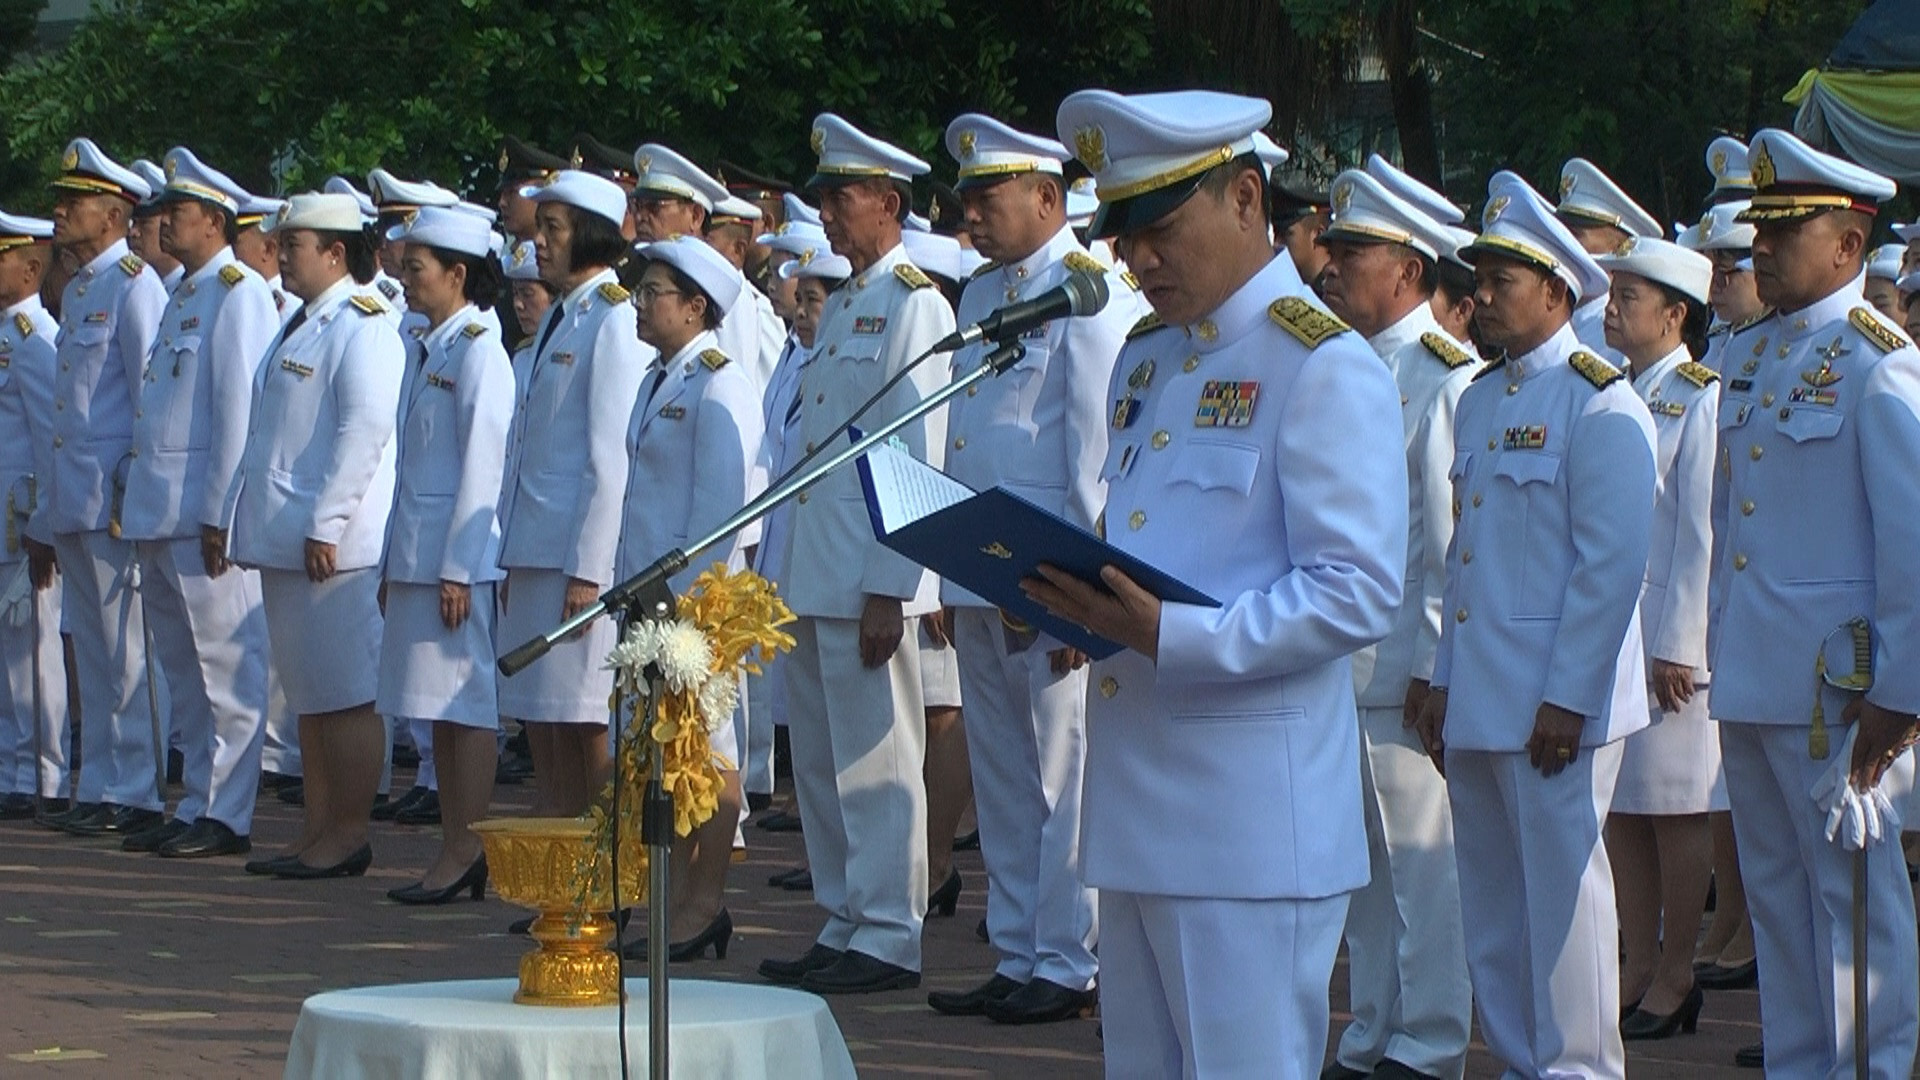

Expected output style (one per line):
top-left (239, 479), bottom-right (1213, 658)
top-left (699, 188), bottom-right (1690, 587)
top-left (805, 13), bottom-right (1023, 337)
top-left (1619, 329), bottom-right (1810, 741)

top-left (1088, 170), bottom-right (1211, 241)
top-left (499, 136), bottom-right (566, 185)
top-left (717, 160), bottom-right (791, 197)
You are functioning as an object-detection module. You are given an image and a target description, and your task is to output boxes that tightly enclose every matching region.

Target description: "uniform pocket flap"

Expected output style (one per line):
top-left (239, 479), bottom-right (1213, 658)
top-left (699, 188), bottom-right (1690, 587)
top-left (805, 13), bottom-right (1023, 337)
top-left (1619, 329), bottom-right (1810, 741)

top-left (1494, 451), bottom-right (1561, 486)
top-left (1167, 440), bottom-right (1259, 495)
top-left (1777, 409), bottom-right (1843, 443)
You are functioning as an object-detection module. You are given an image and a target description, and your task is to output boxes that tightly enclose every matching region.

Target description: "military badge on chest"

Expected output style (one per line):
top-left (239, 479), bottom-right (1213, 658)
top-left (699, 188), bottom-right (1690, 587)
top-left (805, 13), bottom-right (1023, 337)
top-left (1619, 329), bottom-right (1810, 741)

top-left (1112, 358), bottom-right (1154, 430)
top-left (853, 316), bottom-right (887, 335)
top-left (1193, 380), bottom-right (1258, 428)
top-left (1503, 424), bottom-right (1547, 450)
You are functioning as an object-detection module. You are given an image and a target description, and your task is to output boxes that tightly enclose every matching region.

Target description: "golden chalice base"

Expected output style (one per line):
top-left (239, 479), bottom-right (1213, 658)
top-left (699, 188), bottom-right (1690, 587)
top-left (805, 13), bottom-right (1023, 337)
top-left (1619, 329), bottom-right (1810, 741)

top-left (471, 817), bottom-right (646, 1007)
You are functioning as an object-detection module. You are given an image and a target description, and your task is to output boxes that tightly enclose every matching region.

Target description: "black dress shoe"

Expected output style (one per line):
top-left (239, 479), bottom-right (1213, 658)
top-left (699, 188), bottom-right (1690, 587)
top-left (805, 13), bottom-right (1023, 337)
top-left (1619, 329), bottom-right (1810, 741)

top-left (387, 858), bottom-right (487, 904)
top-left (768, 865), bottom-right (808, 888)
top-left (393, 790), bottom-right (441, 826)
top-left (984, 976), bottom-right (1096, 1024)
top-left (1620, 994), bottom-right (1642, 1022)
top-left (392, 743), bottom-right (421, 769)
top-left (1621, 985), bottom-right (1704, 1040)
top-left (272, 844), bottom-right (372, 879)
top-left (372, 785), bottom-right (425, 822)
top-left (781, 869), bottom-right (813, 892)
top-left (928, 973), bottom-right (1022, 1016)
top-left (507, 914), bottom-right (535, 934)
top-left (1319, 1065), bottom-right (1368, 1080)
top-left (259, 770), bottom-right (299, 793)
top-left (159, 819), bottom-right (251, 859)
top-left (1694, 957), bottom-right (1758, 990)
top-left (122, 817), bottom-right (191, 852)
top-left (1371, 1060), bottom-right (1443, 1080)
top-left (40, 800), bottom-right (98, 830)
top-left (621, 909), bottom-right (733, 962)
top-left (759, 944), bottom-right (845, 985)
top-left (0, 793), bottom-right (36, 819)
top-left (31, 796), bottom-right (70, 820)
top-left (746, 791), bottom-right (772, 813)
top-left (928, 870), bottom-right (962, 917)
top-left (799, 949), bottom-right (920, 994)
top-left (277, 782), bottom-right (304, 806)
top-left (951, 829), bottom-right (979, 851)
top-left (756, 810), bottom-right (802, 833)
top-left (1734, 1041), bottom-right (1763, 1068)
top-left (68, 804), bottom-right (163, 837)
top-left (243, 853), bottom-right (303, 876)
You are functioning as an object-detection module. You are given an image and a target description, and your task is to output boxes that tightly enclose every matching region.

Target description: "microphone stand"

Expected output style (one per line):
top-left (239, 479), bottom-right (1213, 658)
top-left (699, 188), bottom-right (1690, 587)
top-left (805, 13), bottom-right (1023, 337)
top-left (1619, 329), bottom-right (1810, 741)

top-left (499, 338), bottom-right (1024, 1080)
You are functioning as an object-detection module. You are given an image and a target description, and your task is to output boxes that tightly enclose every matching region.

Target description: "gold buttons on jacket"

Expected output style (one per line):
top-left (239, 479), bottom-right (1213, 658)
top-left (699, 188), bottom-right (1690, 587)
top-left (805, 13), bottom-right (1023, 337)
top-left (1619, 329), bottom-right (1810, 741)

top-left (52, 437), bottom-right (62, 448)
top-left (1151, 430), bottom-right (1170, 450)
top-left (1506, 384), bottom-right (1518, 395)
top-left (1197, 320), bottom-right (1218, 342)
top-left (1761, 392), bottom-right (1774, 406)
top-left (952, 437), bottom-right (966, 450)
top-left (1733, 554), bottom-right (1748, 570)
top-left (1741, 500), bottom-right (1755, 516)
top-left (1456, 608), bottom-right (1468, 623)
top-left (1471, 494), bottom-right (1483, 508)
top-left (1749, 445), bottom-right (1763, 461)
top-left (816, 393), bottom-right (824, 404)
top-left (796, 492), bottom-right (808, 504)
top-left (967, 385), bottom-right (978, 397)
top-left (1183, 354), bottom-right (1199, 373)
top-left (1487, 439), bottom-right (1496, 450)
top-left (1128, 510), bottom-right (1146, 530)
top-left (1779, 408), bottom-right (1791, 421)
top-left (1461, 550), bottom-right (1473, 564)
top-left (1099, 676), bottom-right (1118, 698)
top-left (804, 441), bottom-right (816, 454)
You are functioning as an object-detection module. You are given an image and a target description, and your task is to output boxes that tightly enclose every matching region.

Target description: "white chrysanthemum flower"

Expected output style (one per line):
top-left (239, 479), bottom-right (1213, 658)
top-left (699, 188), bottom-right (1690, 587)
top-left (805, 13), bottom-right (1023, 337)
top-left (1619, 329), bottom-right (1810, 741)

top-left (697, 671), bottom-right (740, 737)
top-left (657, 621), bottom-right (713, 693)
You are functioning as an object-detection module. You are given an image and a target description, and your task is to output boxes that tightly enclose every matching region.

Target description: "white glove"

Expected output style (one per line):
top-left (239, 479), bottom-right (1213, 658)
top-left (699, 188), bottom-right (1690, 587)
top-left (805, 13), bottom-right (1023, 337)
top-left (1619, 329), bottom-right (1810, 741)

top-left (0, 559), bottom-right (30, 628)
top-left (1810, 722), bottom-right (1905, 851)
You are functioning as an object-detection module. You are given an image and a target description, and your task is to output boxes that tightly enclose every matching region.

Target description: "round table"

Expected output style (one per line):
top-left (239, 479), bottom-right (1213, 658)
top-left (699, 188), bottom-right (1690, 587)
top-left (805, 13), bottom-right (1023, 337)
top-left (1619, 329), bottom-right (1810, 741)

top-left (283, 978), bottom-right (856, 1079)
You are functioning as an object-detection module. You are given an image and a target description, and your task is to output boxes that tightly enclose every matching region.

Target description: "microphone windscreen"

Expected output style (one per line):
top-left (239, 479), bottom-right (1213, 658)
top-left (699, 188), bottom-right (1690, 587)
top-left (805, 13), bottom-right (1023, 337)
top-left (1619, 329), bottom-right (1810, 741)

top-left (1063, 269), bottom-right (1110, 317)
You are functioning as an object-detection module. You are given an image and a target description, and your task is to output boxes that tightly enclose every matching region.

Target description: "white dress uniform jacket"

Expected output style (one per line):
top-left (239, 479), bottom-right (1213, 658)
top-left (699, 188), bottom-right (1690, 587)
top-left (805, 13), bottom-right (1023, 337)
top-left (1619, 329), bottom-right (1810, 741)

top-left (783, 244), bottom-right (952, 619)
top-left (0, 298), bottom-right (59, 557)
top-left (230, 277), bottom-right (404, 571)
top-left (1433, 323), bottom-right (1656, 748)
top-left (616, 331), bottom-right (765, 596)
top-left (37, 240), bottom-right (165, 540)
top-left (120, 249), bottom-right (279, 542)
top-left (497, 270), bottom-right (649, 587)
top-left (715, 275), bottom-right (785, 395)
top-left (1085, 253), bottom-right (1406, 901)
top-left (384, 307), bottom-right (513, 587)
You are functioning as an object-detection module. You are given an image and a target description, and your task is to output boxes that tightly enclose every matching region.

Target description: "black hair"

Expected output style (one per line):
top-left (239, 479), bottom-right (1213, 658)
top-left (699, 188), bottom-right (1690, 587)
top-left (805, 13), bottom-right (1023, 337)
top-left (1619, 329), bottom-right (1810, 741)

top-left (846, 177), bottom-right (912, 223)
top-left (1435, 258), bottom-right (1475, 304)
top-left (210, 204), bottom-right (239, 247)
top-left (661, 262), bottom-right (724, 331)
top-left (313, 226), bottom-right (379, 284)
top-left (1198, 152), bottom-right (1273, 225)
top-left (418, 244), bottom-right (505, 310)
top-left (1653, 280), bottom-right (1712, 360)
top-left (563, 204), bottom-right (630, 271)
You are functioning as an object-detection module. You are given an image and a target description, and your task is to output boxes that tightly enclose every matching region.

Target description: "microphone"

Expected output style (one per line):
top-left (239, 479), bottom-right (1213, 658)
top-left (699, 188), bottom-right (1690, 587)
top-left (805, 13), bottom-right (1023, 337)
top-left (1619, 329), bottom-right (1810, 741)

top-left (932, 270), bottom-right (1110, 353)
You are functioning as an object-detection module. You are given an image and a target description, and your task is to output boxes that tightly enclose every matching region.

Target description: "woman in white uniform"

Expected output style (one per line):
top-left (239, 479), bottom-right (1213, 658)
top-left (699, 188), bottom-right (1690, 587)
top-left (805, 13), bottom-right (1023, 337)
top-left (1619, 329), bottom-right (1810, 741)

top-left (494, 172), bottom-right (648, 817)
top-left (230, 193), bottom-right (404, 879)
top-left (378, 208), bottom-right (514, 904)
top-left (1597, 237), bottom-right (1720, 1039)
top-left (613, 236), bottom-right (764, 960)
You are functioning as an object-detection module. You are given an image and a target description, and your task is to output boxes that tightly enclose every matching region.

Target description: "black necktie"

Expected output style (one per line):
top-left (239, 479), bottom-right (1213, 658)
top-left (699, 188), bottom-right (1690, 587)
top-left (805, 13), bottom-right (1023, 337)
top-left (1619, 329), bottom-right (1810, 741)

top-left (533, 305), bottom-right (563, 361)
top-left (267, 307), bottom-right (308, 362)
top-left (644, 362), bottom-right (669, 409)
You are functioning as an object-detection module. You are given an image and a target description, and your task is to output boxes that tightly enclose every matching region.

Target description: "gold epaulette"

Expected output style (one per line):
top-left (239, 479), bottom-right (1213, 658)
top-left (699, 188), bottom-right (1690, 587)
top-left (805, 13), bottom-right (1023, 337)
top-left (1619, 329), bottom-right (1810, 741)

top-left (894, 263), bottom-right (934, 290)
top-left (597, 281), bottom-right (630, 305)
top-left (1850, 306), bottom-right (1911, 355)
top-left (348, 294), bottom-right (388, 316)
top-left (1063, 251), bottom-right (1110, 276)
top-left (1675, 360), bottom-right (1720, 388)
top-left (218, 264), bottom-right (246, 288)
top-left (1472, 355), bottom-right (1508, 381)
top-left (700, 348), bottom-right (730, 370)
top-left (461, 322), bottom-right (486, 339)
top-left (1119, 270), bottom-right (1141, 291)
top-left (1419, 331), bottom-right (1475, 369)
top-left (118, 253), bottom-right (145, 277)
top-left (1125, 312), bottom-right (1165, 340)
top-left (1267, 296), bottom-right (1350, 347)
top-left (1569, 349), bottom-right (1623, 390)
top-left (1731, 308), bottom-right (1775, 334)
top-left (967, 261), bottom-right (1000, 282)
top-left (13, 313), bottom-right (33, 338)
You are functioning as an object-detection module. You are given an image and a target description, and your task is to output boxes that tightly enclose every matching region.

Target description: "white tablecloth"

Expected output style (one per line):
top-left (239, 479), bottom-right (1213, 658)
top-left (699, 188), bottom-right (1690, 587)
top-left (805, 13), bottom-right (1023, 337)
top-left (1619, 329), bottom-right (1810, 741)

top-left (283, 978), bottom-right (856, 1080)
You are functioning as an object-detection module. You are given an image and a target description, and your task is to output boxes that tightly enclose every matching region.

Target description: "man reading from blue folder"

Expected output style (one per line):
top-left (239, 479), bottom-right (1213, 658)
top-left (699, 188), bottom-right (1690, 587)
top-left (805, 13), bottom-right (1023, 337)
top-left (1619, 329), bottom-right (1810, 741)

top-left (1019, 89), bottom-right (1409, 1078)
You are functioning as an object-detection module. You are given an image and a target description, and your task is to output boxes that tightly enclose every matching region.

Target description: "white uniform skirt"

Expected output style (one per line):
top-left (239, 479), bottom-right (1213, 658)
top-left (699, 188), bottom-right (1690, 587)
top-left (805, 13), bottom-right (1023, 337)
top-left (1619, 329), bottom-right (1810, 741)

top-left (919, 619), bottom-right (962, 710)
top-left (376, 581), bottom-right (499, 729)
top-left (1613, 686), bottom-right (1726, 815)
top-left (495, 568), bottom-right (614, 725)
top-left (259, 567), bottom-right (382, 716)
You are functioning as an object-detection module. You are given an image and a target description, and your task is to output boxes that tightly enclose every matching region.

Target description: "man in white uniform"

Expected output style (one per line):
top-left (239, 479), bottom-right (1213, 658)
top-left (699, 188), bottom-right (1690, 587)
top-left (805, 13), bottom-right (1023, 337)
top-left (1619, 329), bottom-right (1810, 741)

top-left (755, 114), bottom-right (955, 995)
top-left (1416, 173), bottom-right (1656, 1079)
top-left (1711, 128), bottom-right (1920, 1079)
top-left (1028, 89), bottom-right (1408, 1077)
top-left (1316, 167), bottom-right (1478, 1080)
top-left (27, 139), bottom-right (168, 838)
top-left (926, 112), bottom-right (1140, 1026)
top-left (113, 148), bottom-right (277, 859)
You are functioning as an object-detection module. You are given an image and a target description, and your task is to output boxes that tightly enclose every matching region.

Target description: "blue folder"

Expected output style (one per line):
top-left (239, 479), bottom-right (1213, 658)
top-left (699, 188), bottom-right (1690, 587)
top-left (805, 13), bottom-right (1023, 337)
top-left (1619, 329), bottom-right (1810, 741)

top-left (854, 441), bottom-right (1218, 660)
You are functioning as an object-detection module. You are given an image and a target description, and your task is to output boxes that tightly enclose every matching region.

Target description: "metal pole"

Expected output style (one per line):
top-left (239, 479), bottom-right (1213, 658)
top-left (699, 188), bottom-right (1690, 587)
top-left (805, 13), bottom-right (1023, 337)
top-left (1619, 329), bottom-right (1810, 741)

top-left (646, 675), bottom-right (670, 1080)
top-left (1854, 844), bottom-right (1868, 1080)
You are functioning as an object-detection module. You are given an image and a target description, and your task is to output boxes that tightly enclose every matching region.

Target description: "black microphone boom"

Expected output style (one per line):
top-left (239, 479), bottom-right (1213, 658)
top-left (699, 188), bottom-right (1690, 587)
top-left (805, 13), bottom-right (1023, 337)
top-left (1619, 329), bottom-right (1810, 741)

top-left (932, 270), bottom-right (1110, 353)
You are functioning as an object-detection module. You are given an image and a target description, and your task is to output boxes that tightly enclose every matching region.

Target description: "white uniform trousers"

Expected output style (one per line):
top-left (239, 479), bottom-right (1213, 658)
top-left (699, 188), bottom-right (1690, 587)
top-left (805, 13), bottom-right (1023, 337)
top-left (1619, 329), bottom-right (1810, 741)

top-left (953, 608), bottom-right (1097, 988)
top-left (54, 529), bottom-right (161, 811)
top-left (1336, 706), bottom-right (1472, 1079)
top-left (407, 718), bottom-right (437, 790)
top-left (1100, 888), bottom-right (1348, 1079)
top-left (136, 538), bottom-right (269, 833)
top-left (1721, 721), bottom-right (1918, 1079)
top-left (1446, 741), bottom-right (1625, 1080)
top-left (0, 574), bottom-right (67, 796)
top-left (742, 665), bottom-right (774, 796)
top-left (260, 663), bottom-right (300, 777)
top-left (783, 615), bottom-right (927, 971)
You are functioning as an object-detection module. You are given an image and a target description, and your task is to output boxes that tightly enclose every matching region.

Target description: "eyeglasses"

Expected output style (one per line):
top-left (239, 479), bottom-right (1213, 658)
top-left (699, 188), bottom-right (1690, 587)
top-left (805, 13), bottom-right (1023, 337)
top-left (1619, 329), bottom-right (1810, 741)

top-left (633, 284), bottom-right (683, 305)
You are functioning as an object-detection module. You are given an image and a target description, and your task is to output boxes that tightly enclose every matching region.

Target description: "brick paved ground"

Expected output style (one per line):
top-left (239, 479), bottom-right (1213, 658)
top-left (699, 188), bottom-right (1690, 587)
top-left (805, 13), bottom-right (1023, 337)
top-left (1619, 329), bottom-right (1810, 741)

top-left (0, 770), bottom-right (1814, 1077)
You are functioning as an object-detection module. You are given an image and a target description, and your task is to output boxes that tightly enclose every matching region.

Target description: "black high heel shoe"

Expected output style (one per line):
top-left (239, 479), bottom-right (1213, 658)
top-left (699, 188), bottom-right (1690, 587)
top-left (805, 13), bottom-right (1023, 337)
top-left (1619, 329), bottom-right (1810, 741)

top-left (387, 858), bottom-right (487, 905)
top-left (621, 909), bottom-right (734, 962)
top-left (273, 844), bottom-right (373, 880)
top-left (929, 870), bottom-right (962, 917)
top-left (1621, 985), bottom-right (1704, 1040)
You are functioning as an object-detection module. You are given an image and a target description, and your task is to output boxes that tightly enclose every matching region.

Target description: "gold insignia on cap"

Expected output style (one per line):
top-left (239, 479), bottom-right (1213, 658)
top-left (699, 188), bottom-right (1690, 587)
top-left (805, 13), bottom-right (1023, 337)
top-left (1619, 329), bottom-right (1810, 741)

top-left (810, 127), bottom-right (827, 158)
top-left (636, 154), bottom-right (652, 175)
top-left (569, 147), bottom-right (584, 169)
top-left (1268, 296), bottom-right (1350, 347)
top-left (1332, 181), bottom-right (1353, 213)
top-left (1074, 126), bottom-right (1107, 173)
top-left (1559, 173), bottom-right (1575, 200)
top-left (1483, 194), bottom-right (1510, 227)
top-left (1712, 150), bottom-right (1728, 177)
top-left (1614, 236), bottom-right (1636, 256)
top-left (1569, 349), bottom-right (1623, 389)
top-left (164, 157), bottom-right (178, 181)
top-left (958, 130), bottom-right (977, 159)
top-left (62, 145), bottom-right (78, 170)
top-left (1752, 144), bottom-right (1775, 189)
top-left (797, 247), bottom-right (815, 267)
top-left (1698, 215), bottom-right (1716, 242)
top-left (498, 148), bottom-right (510, 173)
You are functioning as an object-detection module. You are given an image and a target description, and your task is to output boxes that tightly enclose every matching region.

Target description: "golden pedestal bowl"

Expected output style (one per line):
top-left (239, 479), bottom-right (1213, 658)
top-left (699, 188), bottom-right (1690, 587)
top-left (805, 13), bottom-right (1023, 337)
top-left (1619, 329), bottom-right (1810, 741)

top-left (471, 817), bottom-right (643, 1007)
